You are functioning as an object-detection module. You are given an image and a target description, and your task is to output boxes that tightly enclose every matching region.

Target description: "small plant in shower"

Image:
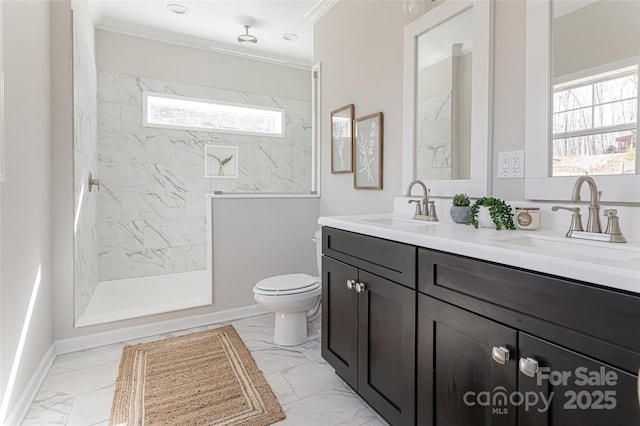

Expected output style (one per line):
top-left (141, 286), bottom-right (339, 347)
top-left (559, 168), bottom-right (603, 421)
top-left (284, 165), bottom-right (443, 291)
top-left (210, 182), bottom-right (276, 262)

top-left (204, 145), bottom-right (239, 179)
top-left (209, 153), bottom-right (234, 176)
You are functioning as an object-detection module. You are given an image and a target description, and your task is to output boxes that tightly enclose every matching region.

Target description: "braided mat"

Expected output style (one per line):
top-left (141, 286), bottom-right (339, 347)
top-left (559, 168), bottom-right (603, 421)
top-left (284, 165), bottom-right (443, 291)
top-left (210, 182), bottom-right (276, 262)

top-left (109, 325), bottom-right (285, 426)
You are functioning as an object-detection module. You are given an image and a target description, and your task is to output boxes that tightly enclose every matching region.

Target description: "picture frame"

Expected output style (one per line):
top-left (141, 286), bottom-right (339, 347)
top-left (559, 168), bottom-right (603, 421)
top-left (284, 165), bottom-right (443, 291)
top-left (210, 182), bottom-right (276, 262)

top-left (330, 104), bottom-right (354, 173)
top-left (354, 112), bottom-right (383, 190)
top-left (205, 145), bottom-right (238, 179)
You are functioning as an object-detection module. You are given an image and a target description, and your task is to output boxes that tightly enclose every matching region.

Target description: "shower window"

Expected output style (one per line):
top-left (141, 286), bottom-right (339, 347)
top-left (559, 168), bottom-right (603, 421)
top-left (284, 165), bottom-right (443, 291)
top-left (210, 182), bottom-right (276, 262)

top-left (143, 92), bottom-right (285, 137)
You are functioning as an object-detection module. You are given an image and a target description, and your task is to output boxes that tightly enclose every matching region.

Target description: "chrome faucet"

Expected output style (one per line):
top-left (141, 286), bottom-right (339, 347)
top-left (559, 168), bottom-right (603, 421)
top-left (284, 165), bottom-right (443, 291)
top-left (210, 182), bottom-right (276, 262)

top-left (405, 179), bottom-right (438, 221)
top-left (552, 175), bottom-right (626, 243)
top-left (570, 175), bottom-right (601, 233)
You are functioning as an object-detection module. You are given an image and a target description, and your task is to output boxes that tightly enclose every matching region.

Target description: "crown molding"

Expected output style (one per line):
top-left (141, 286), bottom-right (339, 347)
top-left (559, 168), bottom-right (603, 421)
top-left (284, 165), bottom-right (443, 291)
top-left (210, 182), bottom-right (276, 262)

top-left (304, 0), bottom-right (339, 24)
top-left (96, 19), bottom-right (312, 70)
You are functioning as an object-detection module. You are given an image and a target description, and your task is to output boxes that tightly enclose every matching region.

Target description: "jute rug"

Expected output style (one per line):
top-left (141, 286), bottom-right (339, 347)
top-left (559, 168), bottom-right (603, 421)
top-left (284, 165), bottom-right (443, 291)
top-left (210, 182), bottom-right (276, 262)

top-left (109, 325), bottom-right (285, 426)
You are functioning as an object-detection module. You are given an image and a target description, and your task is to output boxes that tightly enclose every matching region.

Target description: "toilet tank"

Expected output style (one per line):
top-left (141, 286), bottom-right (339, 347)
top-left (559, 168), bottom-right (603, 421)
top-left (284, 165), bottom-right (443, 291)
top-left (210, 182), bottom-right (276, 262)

top-left (314, 230), bottom-right (322, 279)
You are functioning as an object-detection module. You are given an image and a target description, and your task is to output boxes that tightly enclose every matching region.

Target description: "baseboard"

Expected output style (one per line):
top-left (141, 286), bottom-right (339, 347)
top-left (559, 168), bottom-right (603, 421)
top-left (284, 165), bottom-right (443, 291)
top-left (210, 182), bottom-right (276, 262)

top-left (55, 304), bottom-right (267, 355)
top-left (3, 344), bottom-right (56, 426)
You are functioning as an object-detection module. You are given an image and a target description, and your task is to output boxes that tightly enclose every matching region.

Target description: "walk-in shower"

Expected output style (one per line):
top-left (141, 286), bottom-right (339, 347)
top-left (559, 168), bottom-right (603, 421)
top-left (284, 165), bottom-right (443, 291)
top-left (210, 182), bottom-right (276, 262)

top-left (72, 10), bottom-right (314, 326)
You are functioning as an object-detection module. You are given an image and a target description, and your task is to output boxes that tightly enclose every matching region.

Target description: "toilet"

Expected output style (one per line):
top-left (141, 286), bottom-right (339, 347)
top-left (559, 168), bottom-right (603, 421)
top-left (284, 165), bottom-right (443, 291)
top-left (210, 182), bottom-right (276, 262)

top-left (253, 230), bottom-right (323, 346)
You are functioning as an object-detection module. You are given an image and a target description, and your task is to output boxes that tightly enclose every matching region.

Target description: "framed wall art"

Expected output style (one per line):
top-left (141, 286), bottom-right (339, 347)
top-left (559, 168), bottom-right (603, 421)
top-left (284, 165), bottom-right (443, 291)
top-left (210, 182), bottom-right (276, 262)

top-left (205, 145), bottom-right (238, 179)
top-left (354, 112), bottom-right (383, 189)
top-left (330, 104), bottom-right (354, 173)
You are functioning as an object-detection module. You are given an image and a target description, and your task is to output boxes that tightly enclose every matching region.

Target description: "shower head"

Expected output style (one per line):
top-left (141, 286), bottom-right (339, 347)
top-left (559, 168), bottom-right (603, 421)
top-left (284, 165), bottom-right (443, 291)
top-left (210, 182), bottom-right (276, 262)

top-left (237, 25), bottom-right (257, 44)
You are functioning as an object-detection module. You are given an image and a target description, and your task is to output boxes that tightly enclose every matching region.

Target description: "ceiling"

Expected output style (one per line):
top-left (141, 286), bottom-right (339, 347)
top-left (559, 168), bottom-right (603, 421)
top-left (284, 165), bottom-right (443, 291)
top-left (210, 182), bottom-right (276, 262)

top-left (87, 0), bottom-right (331, 67)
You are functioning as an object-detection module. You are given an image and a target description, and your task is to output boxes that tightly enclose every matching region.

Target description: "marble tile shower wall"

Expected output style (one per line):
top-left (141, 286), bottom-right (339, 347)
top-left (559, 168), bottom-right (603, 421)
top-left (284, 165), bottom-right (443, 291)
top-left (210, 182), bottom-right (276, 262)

top-left (416, 92), bottom-right (452, 180)
top-left (73, 18), bottom-right (99, 316)
top-left (96, 72), bottom-right (312, 281)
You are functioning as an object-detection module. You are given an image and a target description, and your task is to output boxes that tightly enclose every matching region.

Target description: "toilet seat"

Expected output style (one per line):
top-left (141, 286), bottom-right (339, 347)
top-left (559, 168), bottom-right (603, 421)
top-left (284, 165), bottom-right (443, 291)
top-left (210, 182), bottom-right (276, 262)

top-left (254, 274), bottom-right (320, 296)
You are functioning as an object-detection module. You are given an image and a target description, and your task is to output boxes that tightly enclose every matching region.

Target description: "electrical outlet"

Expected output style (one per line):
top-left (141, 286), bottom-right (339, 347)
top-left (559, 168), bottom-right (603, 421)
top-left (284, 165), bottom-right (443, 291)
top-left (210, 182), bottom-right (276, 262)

top-left (498, 152), bottom-right (510, 178)
top-left (498, 150), bottom-right (524, 178)
top-left (508, 150), bottom-right (524, 178)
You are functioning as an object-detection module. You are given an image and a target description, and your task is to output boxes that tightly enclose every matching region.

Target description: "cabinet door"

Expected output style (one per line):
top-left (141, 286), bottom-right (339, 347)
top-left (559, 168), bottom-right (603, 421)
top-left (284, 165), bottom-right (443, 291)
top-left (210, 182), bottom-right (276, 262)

top-left (417, 295), bottom-right (518, 426)
top-left (357, 270), bottom-right (416, 426)
top-left (322, 256), bottom-right (359, 388)
top-left (518, 333), bottom-right (640, 426)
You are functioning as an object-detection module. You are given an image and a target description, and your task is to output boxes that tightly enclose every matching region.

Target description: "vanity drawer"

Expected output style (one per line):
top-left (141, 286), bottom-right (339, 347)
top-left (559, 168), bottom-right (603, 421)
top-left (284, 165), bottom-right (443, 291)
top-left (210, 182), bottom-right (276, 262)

top-left (418, 248), bottom-right (640, 370)
top-left (323, 227), bottom-right (416, 288)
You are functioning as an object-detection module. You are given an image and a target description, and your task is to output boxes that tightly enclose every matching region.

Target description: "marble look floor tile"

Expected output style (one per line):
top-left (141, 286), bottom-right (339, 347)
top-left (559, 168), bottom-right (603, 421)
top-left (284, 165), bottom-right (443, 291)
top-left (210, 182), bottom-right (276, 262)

top-left (277, 387), bottom-right (384, 426)
top-left (23, 312), bottom-right (390, 426)
top-left (248, 343), bottom-right (311, 375)
top-left (297, 338), bottom-right (322, 362)
top-left (264, 372), bottom-right (300, 406)
top-left (281, 360), bottom-right (345, 400)
top-left (65, 385), bottom-right (113, 426)
top-left (357, 418), bottom-right (390, 426)
top-left (48, 344), bottom-right (125, 377)
top-left (34, 361), bottom-right (119, 403)
top-left (22, 396), bottom-right (73, 426)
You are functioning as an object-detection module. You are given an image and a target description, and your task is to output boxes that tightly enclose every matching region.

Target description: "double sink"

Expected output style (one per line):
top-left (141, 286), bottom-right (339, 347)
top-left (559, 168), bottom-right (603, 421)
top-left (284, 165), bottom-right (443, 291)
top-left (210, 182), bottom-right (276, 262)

top-left (359, 215), bottom-right (640, 266)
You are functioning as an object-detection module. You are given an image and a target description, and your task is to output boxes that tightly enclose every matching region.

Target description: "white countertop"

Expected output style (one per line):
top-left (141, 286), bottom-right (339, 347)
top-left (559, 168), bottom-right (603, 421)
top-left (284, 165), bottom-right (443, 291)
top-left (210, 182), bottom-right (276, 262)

top-left (318, 213), bottom-right (640, 294)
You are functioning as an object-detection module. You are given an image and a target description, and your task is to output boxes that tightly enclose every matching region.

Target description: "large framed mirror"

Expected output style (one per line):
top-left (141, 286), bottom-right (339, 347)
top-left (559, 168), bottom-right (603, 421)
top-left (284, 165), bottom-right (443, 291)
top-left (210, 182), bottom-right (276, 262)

top-left (525, 0), bottom-right (640, 202)
top-left (402, 0), bottom-right (493, 197)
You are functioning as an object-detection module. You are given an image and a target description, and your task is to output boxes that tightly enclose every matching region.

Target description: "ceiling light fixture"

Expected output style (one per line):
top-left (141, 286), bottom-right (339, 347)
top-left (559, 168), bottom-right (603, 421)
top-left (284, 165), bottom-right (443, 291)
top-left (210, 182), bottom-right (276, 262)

top-left (237, 25), bottom-right (258, 44)
top-left (282, 33), bottom-right (299, 41)
top-left (167, 3), bottom-right (188, 15)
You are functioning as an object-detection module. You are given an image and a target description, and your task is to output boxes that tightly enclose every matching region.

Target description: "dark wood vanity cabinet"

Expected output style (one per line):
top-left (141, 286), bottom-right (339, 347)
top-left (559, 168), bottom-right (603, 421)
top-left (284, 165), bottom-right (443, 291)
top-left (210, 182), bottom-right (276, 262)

top-left (320, 227), bottom-right (639, 425)
top-left (417, 248), bottom-right (640, 426)
top-left (322, 228), bottom-right (417, 425)
top-left (418, 295), bottom-right (518, 426)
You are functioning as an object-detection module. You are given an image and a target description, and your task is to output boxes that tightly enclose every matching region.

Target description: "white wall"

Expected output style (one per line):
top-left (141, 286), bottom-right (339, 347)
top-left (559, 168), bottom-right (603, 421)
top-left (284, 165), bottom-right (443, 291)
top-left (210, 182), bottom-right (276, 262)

top-left (0, 0), bottom-right (53, 420)
top-left (96, 30), bottom-right (311, 101)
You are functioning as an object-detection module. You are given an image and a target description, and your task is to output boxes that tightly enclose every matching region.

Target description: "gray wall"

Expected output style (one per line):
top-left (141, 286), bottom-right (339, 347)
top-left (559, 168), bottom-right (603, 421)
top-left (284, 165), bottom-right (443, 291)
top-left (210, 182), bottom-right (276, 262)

top-left (314, 0), bottom-right (528, 211)
top-left (553, 1), bottom-right (639, 78)
top-left (1, 0), bottom-right (53, 418)
top-left (315, 0), bottom-right (406, 216)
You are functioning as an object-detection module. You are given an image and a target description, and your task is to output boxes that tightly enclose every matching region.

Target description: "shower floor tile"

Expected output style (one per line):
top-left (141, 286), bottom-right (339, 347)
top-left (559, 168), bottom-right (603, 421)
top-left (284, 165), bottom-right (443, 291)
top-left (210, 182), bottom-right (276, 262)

top-left (22, 313), bottom-right (388, 426)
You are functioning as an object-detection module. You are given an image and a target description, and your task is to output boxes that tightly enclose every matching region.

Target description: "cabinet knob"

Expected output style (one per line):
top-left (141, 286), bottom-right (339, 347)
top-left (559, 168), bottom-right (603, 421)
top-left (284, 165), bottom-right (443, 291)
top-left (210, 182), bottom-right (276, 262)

top-left (491, 346), bottom-right (510, 365)
top-left (355, 282), bottom-right (366, 293)
top-left (519, 357), bottom-right (539, 378)
top-left (346, 279), bottom-right (356, 290)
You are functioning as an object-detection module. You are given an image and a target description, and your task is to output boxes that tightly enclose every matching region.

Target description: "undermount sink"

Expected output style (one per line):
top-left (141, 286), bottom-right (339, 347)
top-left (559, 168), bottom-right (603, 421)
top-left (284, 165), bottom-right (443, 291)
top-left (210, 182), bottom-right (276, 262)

top-left (362, 216), bottom-right (440, 228)
top-left (491, 234), bottom-right (640, 262)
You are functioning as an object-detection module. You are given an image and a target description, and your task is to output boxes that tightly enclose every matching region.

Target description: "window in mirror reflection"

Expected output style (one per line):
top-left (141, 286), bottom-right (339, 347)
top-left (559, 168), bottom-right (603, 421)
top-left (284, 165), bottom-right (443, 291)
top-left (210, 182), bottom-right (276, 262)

top-left (416, 6), bottom-right (472, 181)
top-left (551, 0), bottom-right (639, 177)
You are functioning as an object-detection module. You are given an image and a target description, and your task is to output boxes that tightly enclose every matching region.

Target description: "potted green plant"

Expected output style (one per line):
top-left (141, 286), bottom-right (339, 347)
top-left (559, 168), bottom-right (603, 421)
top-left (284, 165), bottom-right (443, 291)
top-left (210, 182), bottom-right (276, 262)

top-left (450, 193), bottom-right (471, 224)
top-left (467, 197), bottom-right (516, 230)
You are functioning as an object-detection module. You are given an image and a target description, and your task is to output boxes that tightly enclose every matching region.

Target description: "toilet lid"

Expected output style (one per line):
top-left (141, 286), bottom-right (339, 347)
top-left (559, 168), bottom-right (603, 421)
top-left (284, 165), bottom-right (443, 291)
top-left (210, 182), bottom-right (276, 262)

top-left (255, 274), bottom-right (319, 293)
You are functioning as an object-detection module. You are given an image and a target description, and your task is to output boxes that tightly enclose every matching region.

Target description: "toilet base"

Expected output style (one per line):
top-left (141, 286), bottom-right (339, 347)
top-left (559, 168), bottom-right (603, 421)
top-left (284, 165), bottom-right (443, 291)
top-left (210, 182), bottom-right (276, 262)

top-left (274, 311), bottom-right (308, 346)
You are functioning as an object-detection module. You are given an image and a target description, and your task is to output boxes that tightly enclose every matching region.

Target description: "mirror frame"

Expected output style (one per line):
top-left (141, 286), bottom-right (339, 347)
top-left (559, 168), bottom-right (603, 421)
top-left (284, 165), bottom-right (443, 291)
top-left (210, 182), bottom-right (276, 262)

top-left (402, 0), bottom-right (493, 197)
top-left (525, 0), bottom-right (640, 202)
